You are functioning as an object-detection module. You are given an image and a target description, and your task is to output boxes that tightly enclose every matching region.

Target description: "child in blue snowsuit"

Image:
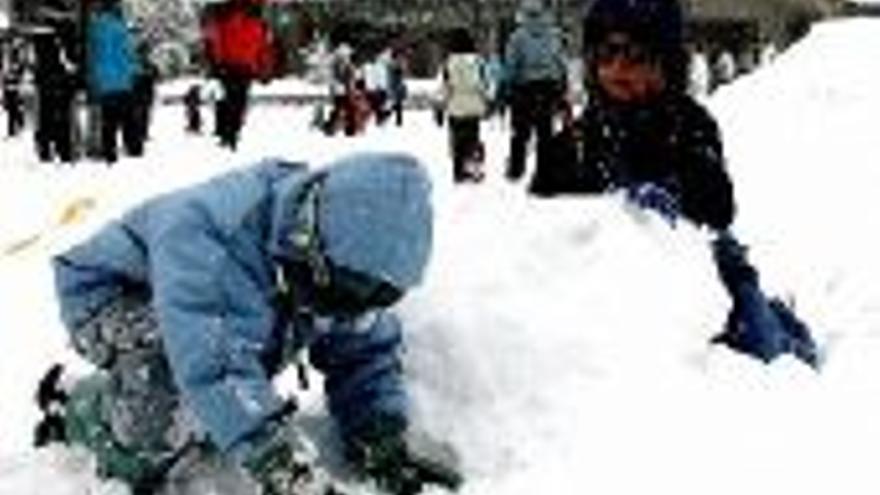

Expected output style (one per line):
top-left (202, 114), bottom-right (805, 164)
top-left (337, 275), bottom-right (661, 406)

top-left (48, 153), bottom-right (461, 494)
top-left (538, 0), bottom-right (819, 367)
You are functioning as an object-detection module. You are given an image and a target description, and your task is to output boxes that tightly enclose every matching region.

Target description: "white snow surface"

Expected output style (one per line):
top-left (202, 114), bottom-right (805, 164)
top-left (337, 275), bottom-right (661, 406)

top-left (2, 18), bottom-right (880, 495)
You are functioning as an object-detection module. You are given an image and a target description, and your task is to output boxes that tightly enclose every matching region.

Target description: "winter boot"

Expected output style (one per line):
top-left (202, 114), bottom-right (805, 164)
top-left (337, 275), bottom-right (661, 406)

top-left (34, 363), bottom-right (69, 447)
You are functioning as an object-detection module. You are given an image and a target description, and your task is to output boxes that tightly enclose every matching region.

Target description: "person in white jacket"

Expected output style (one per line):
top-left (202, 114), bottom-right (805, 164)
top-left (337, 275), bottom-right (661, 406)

top-left (442, 28), bottom-right (489, 182)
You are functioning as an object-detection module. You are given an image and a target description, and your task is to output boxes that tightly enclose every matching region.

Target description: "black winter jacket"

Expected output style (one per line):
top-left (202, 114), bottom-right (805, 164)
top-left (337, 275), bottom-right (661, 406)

top-left (531, 94), bottom-right (735, 231)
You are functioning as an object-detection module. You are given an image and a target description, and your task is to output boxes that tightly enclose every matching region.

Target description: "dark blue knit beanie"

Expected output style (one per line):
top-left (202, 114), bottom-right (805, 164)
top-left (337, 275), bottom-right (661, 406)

top-left (582, 0), bottom-right (684, 54)
top-left (582, 0), bottom-right (689, 92)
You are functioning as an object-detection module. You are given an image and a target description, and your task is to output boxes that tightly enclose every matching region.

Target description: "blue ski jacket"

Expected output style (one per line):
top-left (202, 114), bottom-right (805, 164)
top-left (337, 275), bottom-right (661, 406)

top-left (53, 153), bottom-right (433, 456)
top-left (504, 5), bottom-right (567, 86)
top-left (87, 9), bottom-right (136, 96)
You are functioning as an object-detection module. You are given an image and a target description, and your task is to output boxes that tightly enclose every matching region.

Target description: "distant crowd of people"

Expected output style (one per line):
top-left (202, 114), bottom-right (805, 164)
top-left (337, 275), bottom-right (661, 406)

top-left (0, 0), bottom-right (157, 164)
top-left (1, 0), bottom-right (782, 180)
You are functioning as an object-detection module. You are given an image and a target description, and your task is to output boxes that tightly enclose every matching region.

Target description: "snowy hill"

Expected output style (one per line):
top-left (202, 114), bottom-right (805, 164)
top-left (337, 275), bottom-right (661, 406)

top-left (3, 17), bottom-right (880, 495)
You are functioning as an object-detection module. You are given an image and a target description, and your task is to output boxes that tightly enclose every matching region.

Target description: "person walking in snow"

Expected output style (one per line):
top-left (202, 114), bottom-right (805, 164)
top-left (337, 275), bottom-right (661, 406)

top-left (2, 47), bottom-right (26, 138)
top-left (442, 28), bottom-right (489, 183)
top-left (324, 42), bottom-right (355, 136)
top-left (131, 43), bottom-right (159, 148)
top-left (387, 46), bottom-right (408, 127)
top-left (87, 0), bottom-right (140, 163)
top-left (43, 153), bottom-right (462, 495)
top-left (32, 28), bottom-right (78, 164)
top-left (203, 0), bottom-right (274, 150)
top-left (183, 83), bottom-right (203, 134)
top-left (365, 48), bottom-right (392, 126)
top-left (536, 0), bottom-right (820, 368)
top-left (503, 0), bottom-right (569, 183)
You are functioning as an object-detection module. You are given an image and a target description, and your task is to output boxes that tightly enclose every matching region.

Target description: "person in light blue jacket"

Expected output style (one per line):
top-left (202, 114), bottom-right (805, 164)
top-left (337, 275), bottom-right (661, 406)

top-left (87, 0), bottom-right (140, 162)
top-left (48, 153), bottom-right (461, 495)
top-left (504, 0), bottom-right (569, 182)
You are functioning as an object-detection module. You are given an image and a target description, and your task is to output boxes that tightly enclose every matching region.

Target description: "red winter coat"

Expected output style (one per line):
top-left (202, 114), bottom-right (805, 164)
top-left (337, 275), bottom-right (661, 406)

top-left (204, 6), bottom-right (274, 79)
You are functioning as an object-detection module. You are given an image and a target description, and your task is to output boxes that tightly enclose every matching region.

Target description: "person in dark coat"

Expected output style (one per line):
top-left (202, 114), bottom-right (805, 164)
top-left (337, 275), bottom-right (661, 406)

top-left (131, 44), bottom-right (159, 148)
top-left (2, 48), bottom-right (26, 137)
top-left (32, 29), bottom-right (77, 163)
top-left (537, 0), bottom-right (820, 367)
top-left (183, 83), bottom-right (203, 134)
top-left (532, 0), bottom-right (734, 232)
top-left (45, 153), bottom-right (462, 495)
top-left (387, 47), bottom-right (408, 127)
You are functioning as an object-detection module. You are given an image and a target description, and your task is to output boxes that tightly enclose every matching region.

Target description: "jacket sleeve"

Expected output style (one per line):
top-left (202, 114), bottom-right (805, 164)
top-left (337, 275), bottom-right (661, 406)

top-left (147, 199), bottom-right (285, 455)
top-left (308, 310), bottom-right (409, 441)
top-left (53, 211), bottom-right (151, 331)
top-left (676, 107), bottom-right (736, 231)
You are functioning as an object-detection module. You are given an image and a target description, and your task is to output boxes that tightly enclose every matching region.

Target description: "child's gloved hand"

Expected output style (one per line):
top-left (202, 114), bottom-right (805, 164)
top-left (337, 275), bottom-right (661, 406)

top-left (626, 182), bottom-right (680, 225)
top-left (245, 439), bottom-right (317, 495)
top-left (243, 413), bottom-right (339, 495)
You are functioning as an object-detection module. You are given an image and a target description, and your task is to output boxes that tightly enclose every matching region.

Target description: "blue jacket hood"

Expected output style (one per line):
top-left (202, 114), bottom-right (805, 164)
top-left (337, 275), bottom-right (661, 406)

top-left (270, 152), bottom-right (433, 291)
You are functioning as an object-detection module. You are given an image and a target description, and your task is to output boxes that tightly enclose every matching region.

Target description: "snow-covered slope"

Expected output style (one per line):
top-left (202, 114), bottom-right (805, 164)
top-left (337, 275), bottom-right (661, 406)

top-left (2, 17), bottom-right (880, 495)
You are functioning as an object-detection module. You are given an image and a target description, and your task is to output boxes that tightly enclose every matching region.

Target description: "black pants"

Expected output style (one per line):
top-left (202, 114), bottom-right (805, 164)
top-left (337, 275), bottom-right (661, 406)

top-left (215, 76), bottom-right (251, 149)
top-left (368, 90), bottom-right (389, 125)
top-left (100, 92), bottom-right (141, 163)
top-left (448, 116), bottom-right (481, 182)
top-left (507, 80), bottom-right (564, 180)
top-left (391, 97), bottom-right (404, 126)
top-left (35, 88), bottom-right (74, 163)
top-left (186, 105), bottom-right (202, 134)
top-left (4, 89), bottom-right (25, 137)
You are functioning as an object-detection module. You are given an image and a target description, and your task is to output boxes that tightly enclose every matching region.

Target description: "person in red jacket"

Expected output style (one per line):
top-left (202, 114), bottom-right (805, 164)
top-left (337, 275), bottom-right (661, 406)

top-left (203, 0), bottom-right (274, 150)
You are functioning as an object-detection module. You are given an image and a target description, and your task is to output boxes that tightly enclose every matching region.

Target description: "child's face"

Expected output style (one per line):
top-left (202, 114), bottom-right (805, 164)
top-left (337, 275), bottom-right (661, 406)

top-left (594, 32), bottom-right (667, 105)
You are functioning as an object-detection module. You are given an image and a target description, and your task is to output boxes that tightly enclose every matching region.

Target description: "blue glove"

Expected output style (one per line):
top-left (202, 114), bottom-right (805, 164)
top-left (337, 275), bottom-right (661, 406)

top-left (626, 183), bottom-right (680, 225)
top-left (710, 232), bottom-right (821, 369)
top-left (713, 296), bottom-right (821, 369)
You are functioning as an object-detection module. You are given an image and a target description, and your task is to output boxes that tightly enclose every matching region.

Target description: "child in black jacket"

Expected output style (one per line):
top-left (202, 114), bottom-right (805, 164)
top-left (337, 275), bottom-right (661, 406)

top-left (533, 0), bottom-right (819, 367)
top-left (531, 0), bottom-right (734, 232)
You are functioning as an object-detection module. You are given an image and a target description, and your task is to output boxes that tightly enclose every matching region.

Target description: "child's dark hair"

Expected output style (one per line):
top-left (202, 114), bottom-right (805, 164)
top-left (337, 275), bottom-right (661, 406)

top-left (582, 0), bottom-right (690, 94)
top-left (448, 27), bottom-right (477, 54)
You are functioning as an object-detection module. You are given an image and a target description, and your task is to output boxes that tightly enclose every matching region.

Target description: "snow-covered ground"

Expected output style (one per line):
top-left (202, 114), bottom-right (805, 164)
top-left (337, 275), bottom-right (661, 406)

top-left (3, 17), bottom-right (880, 495)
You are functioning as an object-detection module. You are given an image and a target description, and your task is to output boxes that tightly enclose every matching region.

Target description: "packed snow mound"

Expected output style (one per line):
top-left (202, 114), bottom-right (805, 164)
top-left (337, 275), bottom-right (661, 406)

top-left (713, 18), bottom-right (880, 107)
top-left (400, 188), bottom-right (734, 485)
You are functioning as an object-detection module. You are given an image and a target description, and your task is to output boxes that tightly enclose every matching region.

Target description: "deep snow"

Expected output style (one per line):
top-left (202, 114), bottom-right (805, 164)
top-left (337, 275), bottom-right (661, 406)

top-left (2, 17), bottom-right (880, 495)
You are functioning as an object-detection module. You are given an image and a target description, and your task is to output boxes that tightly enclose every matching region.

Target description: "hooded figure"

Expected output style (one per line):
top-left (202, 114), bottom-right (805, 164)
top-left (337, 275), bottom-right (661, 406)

top-left (48, 153), bottom-right (461, 495)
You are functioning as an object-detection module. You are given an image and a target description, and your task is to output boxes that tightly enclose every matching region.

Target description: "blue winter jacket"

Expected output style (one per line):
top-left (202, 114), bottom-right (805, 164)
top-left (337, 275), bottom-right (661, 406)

top-left (88, 10), bottom-right (136, 96)
top-left (52, 154), bottom-right (434, 457)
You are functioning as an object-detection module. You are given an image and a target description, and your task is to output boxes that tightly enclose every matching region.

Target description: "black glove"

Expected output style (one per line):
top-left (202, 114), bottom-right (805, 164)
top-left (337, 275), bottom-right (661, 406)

top-left (347, 418), bottom-right (463, 495)
top-left (243, 409), bottom-right (346, 495)
top-left (245, 439), bottom-right (317, 495)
